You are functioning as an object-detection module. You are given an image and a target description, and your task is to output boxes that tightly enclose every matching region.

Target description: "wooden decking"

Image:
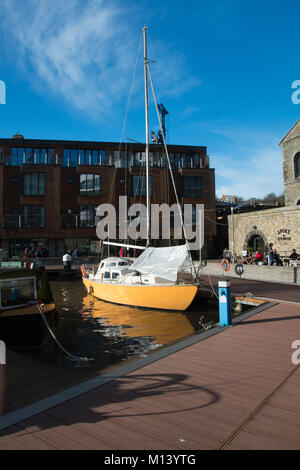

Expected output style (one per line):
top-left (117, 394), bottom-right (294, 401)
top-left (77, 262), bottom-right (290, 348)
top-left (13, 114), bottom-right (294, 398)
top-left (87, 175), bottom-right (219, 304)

top-left (0, 297), bottom-right (299, 450)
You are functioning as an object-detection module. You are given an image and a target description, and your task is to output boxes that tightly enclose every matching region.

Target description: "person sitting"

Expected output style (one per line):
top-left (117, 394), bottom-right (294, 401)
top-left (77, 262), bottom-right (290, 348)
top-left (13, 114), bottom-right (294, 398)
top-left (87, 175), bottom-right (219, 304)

top-left (289, 249), bottom-right (298, 260)
top-left (254, 251), bottom-right (263, 264)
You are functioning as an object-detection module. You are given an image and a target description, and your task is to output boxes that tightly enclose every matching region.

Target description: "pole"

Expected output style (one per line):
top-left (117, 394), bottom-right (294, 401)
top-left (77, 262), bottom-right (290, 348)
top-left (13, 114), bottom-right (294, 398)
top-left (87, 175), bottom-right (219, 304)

top-left (143, 26), bottom-right (151, 247)
top-left (218, 280), bottom-right (232, 326)
top-left (231, 205), bottom-right (234, 263)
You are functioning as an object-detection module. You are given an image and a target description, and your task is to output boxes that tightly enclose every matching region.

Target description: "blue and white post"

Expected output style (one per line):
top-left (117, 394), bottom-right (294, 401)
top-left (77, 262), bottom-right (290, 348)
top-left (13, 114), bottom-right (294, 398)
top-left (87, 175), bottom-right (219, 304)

top-left (218, 279), bottom-right (232, 326)
top-left (0, 340), bottom-right (6, 416)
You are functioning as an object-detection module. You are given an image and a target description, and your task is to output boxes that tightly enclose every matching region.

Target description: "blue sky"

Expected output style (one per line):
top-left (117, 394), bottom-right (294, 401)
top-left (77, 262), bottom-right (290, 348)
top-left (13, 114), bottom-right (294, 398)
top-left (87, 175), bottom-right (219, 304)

top-left (0, 0), bottom-right (300, 198)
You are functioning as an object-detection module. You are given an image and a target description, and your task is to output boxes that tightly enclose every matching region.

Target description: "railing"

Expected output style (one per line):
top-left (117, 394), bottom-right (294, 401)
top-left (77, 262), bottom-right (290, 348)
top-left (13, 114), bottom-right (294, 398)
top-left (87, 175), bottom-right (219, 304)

top-left (3, 215), bottom-right (44, 229)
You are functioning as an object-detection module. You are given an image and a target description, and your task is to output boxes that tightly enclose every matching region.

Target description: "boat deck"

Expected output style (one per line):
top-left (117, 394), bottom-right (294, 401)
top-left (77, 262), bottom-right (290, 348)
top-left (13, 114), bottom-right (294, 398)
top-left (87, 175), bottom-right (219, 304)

top-left (0, 277), bottom-right (299, 449)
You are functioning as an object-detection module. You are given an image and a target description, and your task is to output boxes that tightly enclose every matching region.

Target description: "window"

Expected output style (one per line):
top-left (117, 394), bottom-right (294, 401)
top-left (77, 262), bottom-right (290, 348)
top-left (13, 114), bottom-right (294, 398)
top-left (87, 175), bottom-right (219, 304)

top-left (9, 148), bottom-right (24, 166)
top-left (63, 149), bottom-right (107, 167)
top-left (183, 176), bottom-right (203, 198)
top-left (79, 206), bottom-right (98, 227)
top-left (25, 148), bottom-right (34, 164)
top-left (132, 175), bottom-right (153, 197)
top-left (23, 205), bottom-right (45, 228)
top-left (63, 149), bottom-right (78, 167)
top-left (295, 152), bottom-right (300, 178)
top-left (9, 148), bottom-right (55, 165)
top-left (80, 174), bottom-right (101, 196)
top-left (0, 278), bottom-right (36, 309)
top-left (23, 174), bottom-right (46, 195)
top-left (47, 148), bottom-right (56, 165)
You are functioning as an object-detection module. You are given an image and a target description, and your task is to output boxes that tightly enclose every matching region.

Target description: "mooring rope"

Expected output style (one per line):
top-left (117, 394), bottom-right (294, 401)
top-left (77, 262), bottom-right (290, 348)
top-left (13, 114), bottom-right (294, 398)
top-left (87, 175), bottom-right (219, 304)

top-left (37, 303), bottom-right (94, 363)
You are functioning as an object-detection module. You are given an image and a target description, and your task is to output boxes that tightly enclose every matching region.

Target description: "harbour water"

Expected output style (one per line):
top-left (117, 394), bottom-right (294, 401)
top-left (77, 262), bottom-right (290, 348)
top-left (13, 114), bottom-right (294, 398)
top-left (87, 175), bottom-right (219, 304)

top-left (26, 279), bottom-right (220, 369)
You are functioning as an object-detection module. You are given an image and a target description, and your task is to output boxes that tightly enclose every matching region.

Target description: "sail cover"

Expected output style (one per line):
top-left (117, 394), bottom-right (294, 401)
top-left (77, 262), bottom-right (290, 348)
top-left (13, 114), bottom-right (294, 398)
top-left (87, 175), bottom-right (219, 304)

top-left (129, 245), bottom-right (190, 282)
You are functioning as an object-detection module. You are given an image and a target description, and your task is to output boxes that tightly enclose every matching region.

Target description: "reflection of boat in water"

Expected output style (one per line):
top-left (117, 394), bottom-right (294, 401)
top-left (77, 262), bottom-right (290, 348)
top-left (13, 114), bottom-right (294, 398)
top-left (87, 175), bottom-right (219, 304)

top-left (0, 267), bottom-right (57, 349)
top-left (81, 293), bottom-right (194, 346)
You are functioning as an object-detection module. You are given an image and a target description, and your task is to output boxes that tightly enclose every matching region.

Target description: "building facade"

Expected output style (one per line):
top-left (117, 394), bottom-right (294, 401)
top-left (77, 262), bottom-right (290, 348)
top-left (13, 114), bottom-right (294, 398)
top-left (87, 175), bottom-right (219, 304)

top-left (0, 134), bottom-right (216, 259)
top-left (279, 118), bottom-right (300, 206)
top-left (227, 120), bottom-right (300, 258)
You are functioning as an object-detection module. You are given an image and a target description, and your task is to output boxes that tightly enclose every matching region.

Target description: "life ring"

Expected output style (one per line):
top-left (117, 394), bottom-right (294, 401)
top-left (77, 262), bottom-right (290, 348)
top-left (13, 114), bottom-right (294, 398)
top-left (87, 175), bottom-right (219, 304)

top-left (221, 259), bottom-right (230, 272)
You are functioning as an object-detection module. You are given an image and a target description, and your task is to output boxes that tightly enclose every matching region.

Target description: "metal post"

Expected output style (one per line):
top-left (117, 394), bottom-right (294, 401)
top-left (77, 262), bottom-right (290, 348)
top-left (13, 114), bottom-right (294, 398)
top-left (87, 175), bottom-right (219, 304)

top-left (218, 279), bottom-right (232, 326)
top-left (143, 25), bottom-right (151, 247)
top-left (0, 340), bottom-right (6, 416)
top-left (231, 206), bottom-right (234, 263)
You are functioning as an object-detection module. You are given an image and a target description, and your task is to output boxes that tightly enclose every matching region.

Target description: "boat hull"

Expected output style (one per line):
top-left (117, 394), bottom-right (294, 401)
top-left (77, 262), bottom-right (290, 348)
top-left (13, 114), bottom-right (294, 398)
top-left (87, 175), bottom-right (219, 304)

top-left (82, 278), bottom-right (198, 311)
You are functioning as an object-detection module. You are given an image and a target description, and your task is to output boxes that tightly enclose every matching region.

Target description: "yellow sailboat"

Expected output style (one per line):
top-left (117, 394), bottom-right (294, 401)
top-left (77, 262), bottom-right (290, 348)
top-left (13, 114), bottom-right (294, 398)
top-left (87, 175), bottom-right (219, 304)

top-left (81, 26), bottom-right (199, 311)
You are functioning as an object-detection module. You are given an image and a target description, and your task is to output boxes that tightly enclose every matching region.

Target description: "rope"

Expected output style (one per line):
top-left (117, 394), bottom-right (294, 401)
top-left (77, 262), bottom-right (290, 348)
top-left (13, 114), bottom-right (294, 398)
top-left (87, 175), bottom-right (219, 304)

top-left (147, 65), bottom-right (197, 280)
top-left (37, 303), bottom-right (94, 363)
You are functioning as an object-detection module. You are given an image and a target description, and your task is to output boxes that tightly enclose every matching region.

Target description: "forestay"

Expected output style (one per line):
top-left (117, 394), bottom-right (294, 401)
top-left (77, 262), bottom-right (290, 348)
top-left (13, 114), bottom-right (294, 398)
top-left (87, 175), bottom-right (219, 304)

top-left (128, 244), bottom-right (191, 282)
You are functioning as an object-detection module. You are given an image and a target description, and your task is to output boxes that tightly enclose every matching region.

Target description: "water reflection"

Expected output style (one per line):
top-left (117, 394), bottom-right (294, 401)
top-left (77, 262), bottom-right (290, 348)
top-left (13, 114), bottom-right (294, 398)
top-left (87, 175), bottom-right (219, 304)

top-left (33, 279), bottom-right (218, 369)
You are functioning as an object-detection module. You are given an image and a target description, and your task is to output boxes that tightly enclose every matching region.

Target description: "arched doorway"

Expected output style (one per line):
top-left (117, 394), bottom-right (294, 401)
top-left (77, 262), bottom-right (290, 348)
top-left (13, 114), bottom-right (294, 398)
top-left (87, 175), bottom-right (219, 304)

top-left (243, 229), bottom-right (267, 254)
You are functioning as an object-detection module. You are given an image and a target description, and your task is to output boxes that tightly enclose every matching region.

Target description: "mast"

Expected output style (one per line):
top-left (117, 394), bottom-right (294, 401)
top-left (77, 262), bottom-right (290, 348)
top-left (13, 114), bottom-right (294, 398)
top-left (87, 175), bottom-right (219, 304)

top-left (143, 25), bottom-right (151, 247)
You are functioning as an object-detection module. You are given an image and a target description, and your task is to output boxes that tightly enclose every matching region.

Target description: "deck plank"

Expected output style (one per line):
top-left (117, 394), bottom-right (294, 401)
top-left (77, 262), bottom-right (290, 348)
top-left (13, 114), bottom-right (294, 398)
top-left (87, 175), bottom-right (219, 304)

top-left (0, 300), bottom-right (299, 450)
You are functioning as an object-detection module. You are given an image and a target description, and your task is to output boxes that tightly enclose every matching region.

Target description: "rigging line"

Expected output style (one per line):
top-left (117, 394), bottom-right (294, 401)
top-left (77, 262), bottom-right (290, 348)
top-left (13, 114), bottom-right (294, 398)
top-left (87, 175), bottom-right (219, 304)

top-left (106, 33), bottom-right (143, 252)
top-left (118, 32), bottom-right (143, 149)
top-left (147, 64), bottom-right (197, 279)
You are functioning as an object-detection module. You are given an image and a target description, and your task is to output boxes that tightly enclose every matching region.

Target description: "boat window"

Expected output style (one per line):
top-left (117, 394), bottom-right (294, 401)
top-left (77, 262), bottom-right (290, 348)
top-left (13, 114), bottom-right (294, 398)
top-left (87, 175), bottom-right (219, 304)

top-left (118, 262), bottom-right (128, 266)
top-left (103, 272), bottom-right (110, 279)
top-left (0, 278), bottom-right (36, 309)
top-left (112, 273), bottom-right (119, 279)
top-left (106, 262), bottom-right (117, 267)
top-left (100, 263), bottom-right (104, 268)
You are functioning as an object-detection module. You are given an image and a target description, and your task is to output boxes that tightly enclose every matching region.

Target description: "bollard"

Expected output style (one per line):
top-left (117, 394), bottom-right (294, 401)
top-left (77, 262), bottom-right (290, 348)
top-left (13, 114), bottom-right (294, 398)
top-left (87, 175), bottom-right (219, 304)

top-left (0, 340), bottom-right (6, 416)
top-left (218, 279), bottom-right (232, 326)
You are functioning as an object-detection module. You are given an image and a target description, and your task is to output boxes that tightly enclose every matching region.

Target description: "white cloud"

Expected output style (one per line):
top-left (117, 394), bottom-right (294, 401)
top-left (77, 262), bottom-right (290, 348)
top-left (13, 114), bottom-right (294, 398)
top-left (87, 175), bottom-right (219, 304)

top-left (207, 124), bottom-right (285, 199)
top-left (0, 0), bottom-right (199, 122)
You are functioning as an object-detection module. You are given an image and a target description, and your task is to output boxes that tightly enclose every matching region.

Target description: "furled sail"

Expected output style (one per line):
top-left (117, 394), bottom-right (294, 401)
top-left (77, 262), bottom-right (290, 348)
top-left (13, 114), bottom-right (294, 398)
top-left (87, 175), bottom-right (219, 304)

top-left (128, 244), bottom-right (191, 282)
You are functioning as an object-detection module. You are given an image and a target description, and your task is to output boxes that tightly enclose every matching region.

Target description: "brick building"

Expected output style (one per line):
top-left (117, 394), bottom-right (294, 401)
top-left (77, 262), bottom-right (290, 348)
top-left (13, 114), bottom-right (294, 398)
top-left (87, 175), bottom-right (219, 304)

top-left (0, 134), bottom-right (216, 258)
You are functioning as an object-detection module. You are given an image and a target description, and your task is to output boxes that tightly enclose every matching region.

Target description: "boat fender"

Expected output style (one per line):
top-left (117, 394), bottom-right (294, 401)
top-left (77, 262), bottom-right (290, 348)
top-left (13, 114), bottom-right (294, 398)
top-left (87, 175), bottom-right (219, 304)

top-left (221, 259), bottom-right (230, 272)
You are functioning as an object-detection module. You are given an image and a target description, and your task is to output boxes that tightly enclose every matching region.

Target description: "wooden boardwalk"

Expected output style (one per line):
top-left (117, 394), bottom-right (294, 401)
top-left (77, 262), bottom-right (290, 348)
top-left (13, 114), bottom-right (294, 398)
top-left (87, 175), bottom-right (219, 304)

top-left (0, 298), bottom-right (299, 450)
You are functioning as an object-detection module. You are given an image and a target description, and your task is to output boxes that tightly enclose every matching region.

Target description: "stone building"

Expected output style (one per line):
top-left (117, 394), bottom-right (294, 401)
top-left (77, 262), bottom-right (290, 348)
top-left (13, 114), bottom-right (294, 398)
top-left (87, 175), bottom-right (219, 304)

top-left (228, 120), bottom-right (300, 258)
top-left (279, 118), bottom-right (300, 206)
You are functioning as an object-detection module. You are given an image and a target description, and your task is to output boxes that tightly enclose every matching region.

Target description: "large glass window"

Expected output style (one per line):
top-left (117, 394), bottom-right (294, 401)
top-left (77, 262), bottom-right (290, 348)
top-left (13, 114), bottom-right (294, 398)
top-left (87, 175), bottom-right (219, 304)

top-left (79, 206), bottom-right (98, 227)
top-left (183, 176), bottom-right (203, 198)
top-left (9, 148), bottom-right (54, 165)
top-left (9, 148), bottom-right (24, 166)
top-left (23, 205), bottom-right (45, 228)
top-left (23, 174), bottom-right (46, 196)
top-left (0, 278), bottom-right (36, 309)
top-left (63, 149), bottom-right (107, 167)
top-left (47, 148), bottom-right (56, 164)
top-left (132, 175), bottom-right (153, 197)
top-left (79, 174), bottom-right (101, 196)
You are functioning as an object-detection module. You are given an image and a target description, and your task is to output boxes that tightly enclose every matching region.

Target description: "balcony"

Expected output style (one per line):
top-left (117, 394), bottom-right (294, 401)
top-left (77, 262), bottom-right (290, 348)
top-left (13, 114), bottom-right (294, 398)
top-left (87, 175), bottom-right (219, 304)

top-left (61, 214), bottom-right (98, 229)
top-left (3, 214), bottom-right (45, 229)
